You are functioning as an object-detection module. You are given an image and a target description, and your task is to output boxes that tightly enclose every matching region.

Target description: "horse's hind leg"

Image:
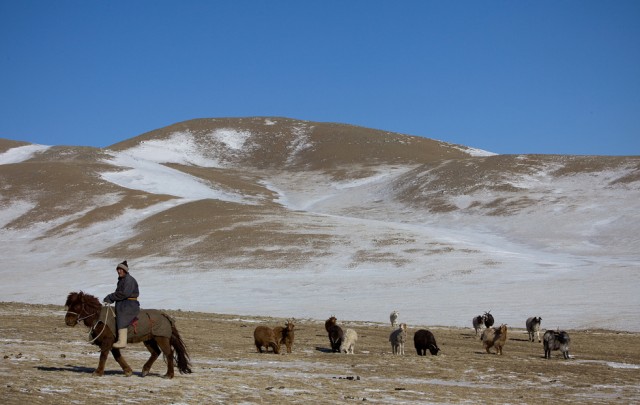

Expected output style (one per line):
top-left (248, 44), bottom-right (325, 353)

top-left (142, 340), bottom-right (161, 377)
top-left (111, 348), bottom-right (133, 377)
top-left (156, 337), bottom-right (175, 379)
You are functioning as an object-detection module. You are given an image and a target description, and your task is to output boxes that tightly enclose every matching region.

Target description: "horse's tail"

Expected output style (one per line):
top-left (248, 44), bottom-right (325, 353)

top-left (170, 325), bottom-right (192, 374)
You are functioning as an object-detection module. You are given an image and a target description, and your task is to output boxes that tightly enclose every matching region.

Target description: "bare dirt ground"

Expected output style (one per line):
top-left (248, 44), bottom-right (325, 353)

top-left (1, 302), bottom-right (639, 404)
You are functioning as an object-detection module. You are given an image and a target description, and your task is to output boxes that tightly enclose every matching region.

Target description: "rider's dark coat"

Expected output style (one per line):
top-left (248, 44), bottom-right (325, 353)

top-left (104, 272), bottom-right (140, 329)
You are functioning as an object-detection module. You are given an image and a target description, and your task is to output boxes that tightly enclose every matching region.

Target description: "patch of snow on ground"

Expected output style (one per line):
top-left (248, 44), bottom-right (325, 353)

top-left (0, 144), bottom-right (51, 164)
top-left (121, 131), bottom-right (220, 167)
top-left (212, 128), bottom-right (251, 150)
top-left (574, 360), bottom-right (640, 369)
top-left (100, 151), bottom-right (246, 203)
top-left (286, 125), bottom-right (313, 165)
top-left (448, 144), bottom-right (497, 157)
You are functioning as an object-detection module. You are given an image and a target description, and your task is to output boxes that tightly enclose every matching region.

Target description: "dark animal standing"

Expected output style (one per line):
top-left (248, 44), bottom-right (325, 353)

top-left (526, 316), bottom-right (543, 343)
top-left (483, 311), bottom-right (495, 328)
top-left (325, 316), bottom-right (343, 353)
top-left (325, 315), bottom-right (337, 332)
top-left (273, 319), bottom-right (295, 353)
top-left (413, 329), bottom-right (440, 356)
top-left (253, 326), bottom-right (280, 354)
top-left (64, 291), bottom-right (191, 378)
top-left (543, 330), bottom-right (571, 359)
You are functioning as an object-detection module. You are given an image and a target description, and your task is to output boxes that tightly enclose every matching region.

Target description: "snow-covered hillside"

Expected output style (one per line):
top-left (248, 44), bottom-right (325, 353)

top-left (1, 118), bottom-right (638, 332)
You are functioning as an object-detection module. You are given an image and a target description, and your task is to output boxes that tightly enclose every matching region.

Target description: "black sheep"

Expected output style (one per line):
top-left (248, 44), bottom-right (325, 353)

top-left (413, 329), bottom-right (440, 356)
top-left (484, 311), bottom-right (495, 328)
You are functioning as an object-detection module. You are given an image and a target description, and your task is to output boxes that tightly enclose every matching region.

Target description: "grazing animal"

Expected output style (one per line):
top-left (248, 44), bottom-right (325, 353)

top-left (389, 323), bottom-right (408, 355)
top-left (472, 315), bottom-right (486, 336)
top-left (64, 291), bottom-right (191, 378)
top-left (543, 330), bottom-right (571, 359)
top-left (481, 324), bottom-right (508, 355)
top-left (253, 326), bottom-right (280, 354)
top-left (325, 316), bottom-right (343, 353)
top-left (273, 319), bottom-right (295, 353)
top-left (483, 311), bottom-right (495, 328)
top-left (526, 317), bottom-right (543, 343)
top-left (413, 329), bottom-right (440, 356)
top-left (390, 310), bottom-right (399, 328)
top-left (340, 328), bottom-right (358, 354)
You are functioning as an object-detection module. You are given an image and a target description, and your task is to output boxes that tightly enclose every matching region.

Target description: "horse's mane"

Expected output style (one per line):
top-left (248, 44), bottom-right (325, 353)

top-left (65, 291), bottom-right (101, 312)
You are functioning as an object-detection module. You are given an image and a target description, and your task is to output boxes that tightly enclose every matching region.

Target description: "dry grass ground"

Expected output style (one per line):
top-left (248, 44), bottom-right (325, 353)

top-left (1, 302), bottom-right (639, 404)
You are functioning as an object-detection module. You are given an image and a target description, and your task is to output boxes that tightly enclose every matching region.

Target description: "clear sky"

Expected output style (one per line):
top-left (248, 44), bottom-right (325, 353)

top-left (1, 1), bottom-right (639, 155)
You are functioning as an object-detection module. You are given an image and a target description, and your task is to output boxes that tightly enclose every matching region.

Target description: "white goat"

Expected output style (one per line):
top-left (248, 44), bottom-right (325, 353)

top-left (526, 317), bottom-right (542, 343)
top-left (340, 328), bottom-right (358, 354)
top-left (472, 314), bottom-right (485, 336)
top-left (389, 323), bottom-right (408, 355)
top-left (390, 310), bottom-right (399, 328)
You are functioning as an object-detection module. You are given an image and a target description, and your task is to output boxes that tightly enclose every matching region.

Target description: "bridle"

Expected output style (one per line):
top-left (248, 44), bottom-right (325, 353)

top-left (65, 301), bottom-right (98, 324)
top-left (65, 301), bottom-right (115, 343)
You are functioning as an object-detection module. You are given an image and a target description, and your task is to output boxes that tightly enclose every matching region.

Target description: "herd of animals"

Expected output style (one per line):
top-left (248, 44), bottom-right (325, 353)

top-left (254, 310), bottom-right (571, 360)
top-left (63, 292), bottom-right (572, 380)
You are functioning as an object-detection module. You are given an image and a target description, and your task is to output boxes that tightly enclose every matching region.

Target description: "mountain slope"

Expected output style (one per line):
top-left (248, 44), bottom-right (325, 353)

top-left (1, 117), bottom-right (639, 331)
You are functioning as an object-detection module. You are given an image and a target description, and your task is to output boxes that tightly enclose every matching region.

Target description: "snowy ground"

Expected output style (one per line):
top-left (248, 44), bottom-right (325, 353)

top-left (2, 302), bottom-right (639, 405)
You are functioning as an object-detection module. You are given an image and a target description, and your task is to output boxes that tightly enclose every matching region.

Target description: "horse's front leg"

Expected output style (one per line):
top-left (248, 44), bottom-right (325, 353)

top-left (111, 348), bottom-right (133, 377)
top-left (93, 346), bottom-right (109, 376)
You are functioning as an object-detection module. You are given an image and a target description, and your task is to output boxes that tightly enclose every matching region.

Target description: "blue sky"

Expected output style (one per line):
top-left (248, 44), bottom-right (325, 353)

top-left (1, 1), bottom-right (638, 155)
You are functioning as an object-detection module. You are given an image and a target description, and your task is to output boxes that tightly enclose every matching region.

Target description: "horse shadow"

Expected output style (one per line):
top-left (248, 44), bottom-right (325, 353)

top-left (36, 365), bottom-right (151, 377)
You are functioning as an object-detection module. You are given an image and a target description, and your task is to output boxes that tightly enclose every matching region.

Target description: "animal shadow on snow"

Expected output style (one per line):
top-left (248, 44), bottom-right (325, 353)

top-left (315, 346), bottom-right (334, 353)
top-left (37, 365), bottom-right (150, 377)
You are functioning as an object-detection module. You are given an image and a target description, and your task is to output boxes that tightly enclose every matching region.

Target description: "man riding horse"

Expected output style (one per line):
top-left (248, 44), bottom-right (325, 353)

top-left (103, 260), bottom-right (139, 348)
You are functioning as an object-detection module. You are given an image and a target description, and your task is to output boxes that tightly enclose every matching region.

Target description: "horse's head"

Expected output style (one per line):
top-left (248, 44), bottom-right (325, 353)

top-left (64, 291), bottom-right (100, 327)
top-left (64, 291), bottom-right (83, 326)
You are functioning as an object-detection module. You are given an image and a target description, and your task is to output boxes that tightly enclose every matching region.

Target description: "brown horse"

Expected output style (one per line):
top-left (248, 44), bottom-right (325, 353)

top-left (64, 291), bottom-right (192, 378)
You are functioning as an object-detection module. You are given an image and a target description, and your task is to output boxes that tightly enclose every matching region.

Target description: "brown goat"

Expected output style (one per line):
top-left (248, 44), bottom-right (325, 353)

top-left (253, 326), bottom-right (280, 354)
top-left (273, 319), bottom-right (295, 353)
top-left (481, 324), bottom-right (508, 355)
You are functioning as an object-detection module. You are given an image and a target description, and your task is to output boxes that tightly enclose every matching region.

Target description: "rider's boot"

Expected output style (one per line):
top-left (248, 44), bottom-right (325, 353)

top-left (113, 328), bottom-right (128, 348)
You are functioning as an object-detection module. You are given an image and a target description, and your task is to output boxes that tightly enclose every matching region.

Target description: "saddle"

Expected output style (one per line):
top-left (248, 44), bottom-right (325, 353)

top-left (100, 307), bottom-right (174, 341)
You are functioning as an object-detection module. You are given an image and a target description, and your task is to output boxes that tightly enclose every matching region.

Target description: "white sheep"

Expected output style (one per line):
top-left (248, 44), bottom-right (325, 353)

top-left (390, 310), bottom-right (399, 328)
top-left (389, 323), bottom-right (407, 355)
top-left (340, 328), bottom-right (358, 354)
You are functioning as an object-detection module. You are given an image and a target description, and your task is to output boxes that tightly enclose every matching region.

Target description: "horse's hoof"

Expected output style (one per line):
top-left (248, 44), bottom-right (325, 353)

top-left (124, 369), bottom-right (133, 377)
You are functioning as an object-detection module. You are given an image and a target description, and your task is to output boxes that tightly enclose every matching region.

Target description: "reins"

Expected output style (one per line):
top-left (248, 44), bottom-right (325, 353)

top-left (66, 301), bottom-right (115, 343)
top-left (87, 304), bottom-right (115, 343)
top-left (66, 308), bottom-right (99, 324)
